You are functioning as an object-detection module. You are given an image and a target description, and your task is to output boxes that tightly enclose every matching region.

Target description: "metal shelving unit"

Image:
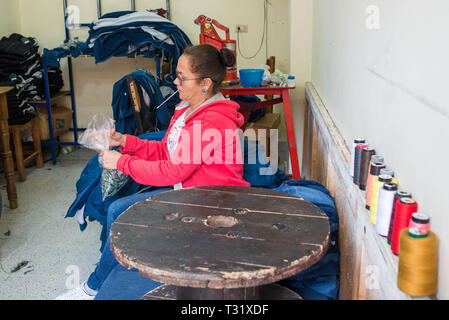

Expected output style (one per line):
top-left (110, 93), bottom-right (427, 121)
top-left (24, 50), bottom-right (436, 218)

top-left (30, 0), bottom-right (171, 164)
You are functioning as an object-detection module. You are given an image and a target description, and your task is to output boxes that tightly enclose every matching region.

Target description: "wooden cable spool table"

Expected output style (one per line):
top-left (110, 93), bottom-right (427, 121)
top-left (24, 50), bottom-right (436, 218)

top-left (110, 186), bottom-right (330, 300)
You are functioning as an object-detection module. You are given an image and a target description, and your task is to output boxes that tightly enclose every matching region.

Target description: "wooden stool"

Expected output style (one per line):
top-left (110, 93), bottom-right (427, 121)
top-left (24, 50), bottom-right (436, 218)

top-left (246, 112), bottom-right (281, 157)
top-left (9, 117), bottom-right (43, 182)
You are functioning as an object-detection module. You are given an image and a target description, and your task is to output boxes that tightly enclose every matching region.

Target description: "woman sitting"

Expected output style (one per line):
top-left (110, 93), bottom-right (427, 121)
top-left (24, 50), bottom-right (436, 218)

top-left (56, 44), bottom-right (250, 300)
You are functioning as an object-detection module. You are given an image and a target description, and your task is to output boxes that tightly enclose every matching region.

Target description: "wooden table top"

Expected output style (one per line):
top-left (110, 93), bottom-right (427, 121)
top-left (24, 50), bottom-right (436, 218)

top-left (110, 185), bottom-right (330, 289)
top-left (220, 84), bottom-right (295, 91)
top-left (0, 86), bottom-right (14, 95)
top-left (220, 85), bottom-right (295, 96)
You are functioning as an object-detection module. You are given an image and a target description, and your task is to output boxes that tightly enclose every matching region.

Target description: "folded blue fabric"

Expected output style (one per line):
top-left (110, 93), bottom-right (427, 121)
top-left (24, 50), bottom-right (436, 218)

top-left (98, 11), bottom-right (135, 19)
top-left (41, 10), bottom-right (191, 71)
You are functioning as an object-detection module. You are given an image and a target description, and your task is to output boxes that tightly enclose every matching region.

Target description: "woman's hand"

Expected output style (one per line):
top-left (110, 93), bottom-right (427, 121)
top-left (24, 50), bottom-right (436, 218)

top-left (109, 129), bottom-right (126, 148)
top-left (100, 150), bottom-right (123, 170)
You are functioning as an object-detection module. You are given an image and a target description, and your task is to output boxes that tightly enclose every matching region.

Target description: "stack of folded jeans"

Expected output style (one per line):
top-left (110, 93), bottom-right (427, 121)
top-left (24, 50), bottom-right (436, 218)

top-left (42, 10), bottom-right (191, 77)
top-left (0, 71), bottom-right (37, 125)
top-left (0, 33), bottom-right (64, 124)
top-left (87, 11), bottom-right (191, 64)
top-left (29, 66), bottom-right (64, 100)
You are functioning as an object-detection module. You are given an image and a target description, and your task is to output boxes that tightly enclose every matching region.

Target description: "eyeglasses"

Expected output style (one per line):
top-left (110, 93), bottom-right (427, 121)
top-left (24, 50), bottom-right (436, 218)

top-left (175, 71), bottom-right (218, 86)
top-left (175, 71), bottom-right (201, 86)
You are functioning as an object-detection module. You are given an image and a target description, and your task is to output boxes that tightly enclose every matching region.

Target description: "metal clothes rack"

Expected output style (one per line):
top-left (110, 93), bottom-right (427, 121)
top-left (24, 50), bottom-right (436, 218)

top-left (30, 0), bottom-right (171, 164)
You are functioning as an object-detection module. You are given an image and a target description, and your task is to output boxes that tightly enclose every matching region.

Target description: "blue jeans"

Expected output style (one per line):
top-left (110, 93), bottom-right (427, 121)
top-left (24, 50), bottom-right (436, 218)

top-left (87, 187), bottom-right (171, 291)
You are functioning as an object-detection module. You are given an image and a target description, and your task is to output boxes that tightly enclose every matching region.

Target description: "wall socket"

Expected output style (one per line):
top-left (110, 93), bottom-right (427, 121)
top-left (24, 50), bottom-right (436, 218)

top-left (236, 24), bottom-right (248, 33)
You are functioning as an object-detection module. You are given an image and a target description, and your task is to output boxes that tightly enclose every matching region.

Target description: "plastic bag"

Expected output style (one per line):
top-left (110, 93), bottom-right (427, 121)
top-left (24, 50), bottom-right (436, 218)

top-left (258, 64), bottom-right (272, 83)
top-left (269, 69), bottom-right (289, 86)
top-left (100, 168), bottom-right (129, 201)
top-left (78, 114), bottom-right (130, 201)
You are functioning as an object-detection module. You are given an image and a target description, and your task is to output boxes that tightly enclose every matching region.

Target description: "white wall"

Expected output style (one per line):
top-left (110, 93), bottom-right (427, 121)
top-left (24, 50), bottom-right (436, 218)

top-left (312, 0), bottom-right (449, 299)
top-left (0, 0), bottom-right (20, 37)
top-left (288, 0), bottom-right (313, 167)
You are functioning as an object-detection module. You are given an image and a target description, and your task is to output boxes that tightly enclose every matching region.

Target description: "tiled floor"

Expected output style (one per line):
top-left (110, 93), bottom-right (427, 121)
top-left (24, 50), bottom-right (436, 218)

top-left (0, 147), bottom-right (101, 300)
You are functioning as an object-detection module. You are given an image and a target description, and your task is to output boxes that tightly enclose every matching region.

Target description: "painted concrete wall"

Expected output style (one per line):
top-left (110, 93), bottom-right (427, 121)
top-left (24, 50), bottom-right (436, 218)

top-left (287, 0), bottom-right (313, 171)
top-left (0, 0), bottom-right (21, 37)
top-left (312, 0), bottom-right (448, 299)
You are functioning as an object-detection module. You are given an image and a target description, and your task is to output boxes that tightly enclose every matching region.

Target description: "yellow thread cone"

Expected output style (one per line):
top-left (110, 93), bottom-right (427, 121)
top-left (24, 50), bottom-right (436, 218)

top-left (397, 229), bottom-right (438, 296)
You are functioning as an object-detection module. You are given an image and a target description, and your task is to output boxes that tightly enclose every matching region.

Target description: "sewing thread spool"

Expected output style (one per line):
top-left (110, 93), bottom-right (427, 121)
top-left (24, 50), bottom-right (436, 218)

top-left (353, 143), bottom-right (368, 185)
top-left (375, 182), bottom-right (398, 236)
top-left (369, 174), bottom-right (392, 224)
top-left (370, 155), bottom-right (384, 165)
top-left (391, 197), bottom-right (418, 255)
top-left (408, 212), bottom-right (431, 238)
top-left (350, 138), bottom-right (365, 177)
top-left (397, 229), bottom-right (438, 296)
top-left (365, 157), bottom-right (385, 210)
top-left (359, 147), bottom-right (375, 190)
top-left (387, 190), bottom-right (412, 244)
top-left (380, 168), bottom-right (399, 186)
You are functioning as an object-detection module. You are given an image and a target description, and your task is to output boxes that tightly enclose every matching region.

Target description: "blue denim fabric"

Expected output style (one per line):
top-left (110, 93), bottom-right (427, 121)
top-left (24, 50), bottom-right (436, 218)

top-left (94, 264), bottom-right (163, 300)
top-left (230, 95), bottom-right (267, 122)
top-left (86, 187), bottom-right (170, 291)
top-left (41, 11), bottom-right (191, 69)
top-left (90, 24), bottom-right (190, 64)
top-left (243, 141), bottom-right (286, 188)
top-left (99, 11), bottom-right (135, 19)
top-left (41, 43), bottom-right (91, 68)
top-left (271, 180), bottom-right (339, 238)
top-left (111, 70), bottom-right (176, 135)
top-left (271, 180), bottom-right (340, 300)
top-left (66, 130), bottom-right (167, 251)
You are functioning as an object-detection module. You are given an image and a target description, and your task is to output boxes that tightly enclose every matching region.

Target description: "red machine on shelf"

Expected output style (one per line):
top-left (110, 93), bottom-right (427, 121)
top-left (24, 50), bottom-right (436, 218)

top-left (194, 15), bottom-right (238, 81)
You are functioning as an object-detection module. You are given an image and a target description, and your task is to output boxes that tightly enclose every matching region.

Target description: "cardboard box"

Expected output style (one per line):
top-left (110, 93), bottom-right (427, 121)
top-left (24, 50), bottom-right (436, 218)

top-left (36, 105), bottom-right (73, 140)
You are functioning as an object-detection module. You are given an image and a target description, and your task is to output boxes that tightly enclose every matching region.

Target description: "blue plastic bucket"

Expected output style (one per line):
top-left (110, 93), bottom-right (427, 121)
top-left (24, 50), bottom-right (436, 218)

top-left (239, 69), bottom-right (264, 88)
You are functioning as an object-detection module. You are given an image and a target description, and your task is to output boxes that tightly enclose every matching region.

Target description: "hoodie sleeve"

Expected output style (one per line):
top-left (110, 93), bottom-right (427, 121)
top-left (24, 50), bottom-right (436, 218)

top-left (115, 103), bottom-right (242, 187)
top-left (116, 120), bottom-right (207, 186)
top-left (119, 134), bottom-right (169, 161)
top-left (116, 155), bottom-right (200, 186)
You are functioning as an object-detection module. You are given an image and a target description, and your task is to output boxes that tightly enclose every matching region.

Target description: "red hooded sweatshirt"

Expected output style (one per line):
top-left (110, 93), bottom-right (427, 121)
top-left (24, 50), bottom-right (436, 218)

top-left (116, 95), bottom-right (251, 189)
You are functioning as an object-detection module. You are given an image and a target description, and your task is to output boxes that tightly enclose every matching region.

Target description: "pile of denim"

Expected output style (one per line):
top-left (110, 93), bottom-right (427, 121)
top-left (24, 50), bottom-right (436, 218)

top-left (0, 71), bottom-right (37, 125)
top-left (111, 69), bottom-right (179, 135)
top-left (42, 10), bottom-right (191, 77)
top-left (0, 33), bottom-right (64, 125)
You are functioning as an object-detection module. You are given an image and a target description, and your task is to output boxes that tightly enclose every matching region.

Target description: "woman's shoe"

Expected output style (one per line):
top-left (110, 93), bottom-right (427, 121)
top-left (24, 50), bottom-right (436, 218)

top-left (54, 281), bottom-right (98, 300)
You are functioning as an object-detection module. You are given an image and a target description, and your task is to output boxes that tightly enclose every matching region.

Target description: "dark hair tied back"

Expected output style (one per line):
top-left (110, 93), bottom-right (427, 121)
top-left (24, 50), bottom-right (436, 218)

top-left (219, 48), bottom-right (236, 68)
top-left (183, 44), bottom-right (236, 93)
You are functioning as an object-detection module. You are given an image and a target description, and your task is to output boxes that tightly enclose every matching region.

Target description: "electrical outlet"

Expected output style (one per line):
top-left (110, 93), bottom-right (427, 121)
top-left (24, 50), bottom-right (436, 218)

top-left (236, 24), bottom-right (248, 33)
